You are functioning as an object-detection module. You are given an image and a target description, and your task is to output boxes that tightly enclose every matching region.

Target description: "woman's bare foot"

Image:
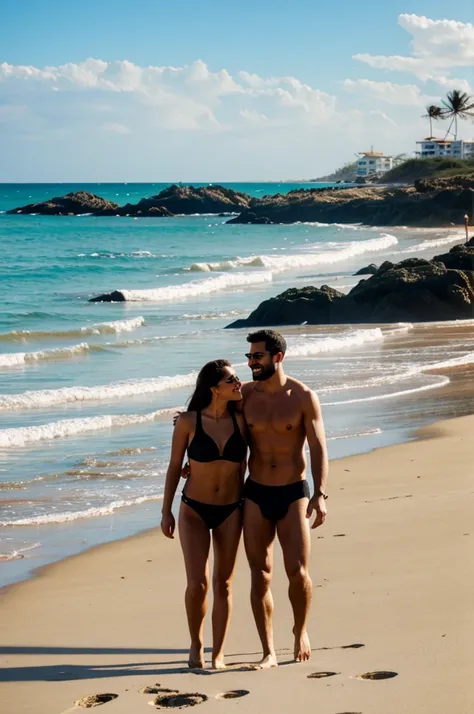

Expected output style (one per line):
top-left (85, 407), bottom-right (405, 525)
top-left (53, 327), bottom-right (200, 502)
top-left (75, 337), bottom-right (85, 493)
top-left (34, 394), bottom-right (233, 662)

top-left (294, 629), bottom-right (311, 662)
top-left (211, 653), bottom-right (226, 670)
top-left (188, 643), bottom-right (205, 669)
top-left (257, 653), bottom-right (278, 669)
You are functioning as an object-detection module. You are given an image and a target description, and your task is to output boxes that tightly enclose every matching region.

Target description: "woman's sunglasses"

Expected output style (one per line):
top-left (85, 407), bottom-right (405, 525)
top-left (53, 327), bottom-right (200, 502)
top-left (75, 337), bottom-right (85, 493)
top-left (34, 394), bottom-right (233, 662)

top-left (224, 374), bottom-right (241, 384)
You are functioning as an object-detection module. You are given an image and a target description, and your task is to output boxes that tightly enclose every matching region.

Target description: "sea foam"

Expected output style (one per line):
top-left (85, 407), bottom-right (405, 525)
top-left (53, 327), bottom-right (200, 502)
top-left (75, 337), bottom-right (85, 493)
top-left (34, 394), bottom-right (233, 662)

top-left (0, 373), bottom-right (196, 411)
top-left (119, 271), bottom-right (272, 301)
top-left (1, 494), bottom-right (163, 527)
top-left (0, 408), bottom-right (178, 447)
top-left (0, 343), bottom-right (89, 368)
top-left (186, 234), bottom-right (398, 274)
top-left (287, 328), bottom-right (385, 357)
top-left (0, 317), bottom-right (145, 342)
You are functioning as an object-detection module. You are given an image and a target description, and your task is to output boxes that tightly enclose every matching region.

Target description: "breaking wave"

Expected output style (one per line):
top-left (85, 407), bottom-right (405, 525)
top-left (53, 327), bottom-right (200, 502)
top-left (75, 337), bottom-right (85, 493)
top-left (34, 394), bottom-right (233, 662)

top-left (185, 234), bottom-right (397, 274)
top-left (0, 317), bottom-right (145, 342)
top-left (1, 494), bottom-right (163, 527)
top-left (0, 407), bottom-right (178, 447)
top-left (118, 271), bottom-right (272, 301)
top-left (402, 233), bottom-right (464, 254)
top-left (0, 343), bottom-right (89, 368)
top-left (287, 328), bottom-right (385, 357)
top-left (0, 373), bottom-right (196, 411)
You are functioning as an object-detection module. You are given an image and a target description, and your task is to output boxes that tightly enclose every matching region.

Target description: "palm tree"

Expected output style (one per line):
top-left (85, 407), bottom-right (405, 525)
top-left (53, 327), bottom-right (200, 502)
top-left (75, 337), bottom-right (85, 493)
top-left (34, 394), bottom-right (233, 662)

top-left (441, 90), bottom-right (474, 140)
top-left (424, 105), bottom-right (442, 137)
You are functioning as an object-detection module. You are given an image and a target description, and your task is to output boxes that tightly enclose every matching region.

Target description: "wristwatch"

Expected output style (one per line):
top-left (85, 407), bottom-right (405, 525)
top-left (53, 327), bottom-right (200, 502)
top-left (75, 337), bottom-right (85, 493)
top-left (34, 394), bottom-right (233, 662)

top-left (315, 489), bottom-right (328, 500)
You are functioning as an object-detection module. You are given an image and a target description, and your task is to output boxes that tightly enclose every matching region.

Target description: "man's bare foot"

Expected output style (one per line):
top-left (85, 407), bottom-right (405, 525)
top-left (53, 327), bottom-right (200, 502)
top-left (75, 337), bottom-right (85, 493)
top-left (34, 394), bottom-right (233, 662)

top-left (294, 629), bottom-right (311, 662)
top-left (211, 653), bottom-right (226, 670)
top-left (188, 643), bottom-right (205, 669)
top-left (257, 653), bottom-right (278, 669)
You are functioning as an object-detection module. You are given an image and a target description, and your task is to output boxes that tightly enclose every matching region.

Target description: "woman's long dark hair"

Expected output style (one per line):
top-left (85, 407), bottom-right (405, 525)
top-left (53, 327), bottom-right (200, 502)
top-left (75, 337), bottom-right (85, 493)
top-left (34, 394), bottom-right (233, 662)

top-left (187, 359), bottom-right (236, 413)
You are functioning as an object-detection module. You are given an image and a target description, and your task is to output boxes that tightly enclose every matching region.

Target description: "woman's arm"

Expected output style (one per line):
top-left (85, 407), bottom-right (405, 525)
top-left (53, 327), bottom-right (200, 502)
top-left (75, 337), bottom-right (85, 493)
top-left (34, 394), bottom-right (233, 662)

top-left (236, 413), bottom-right (248, 489)
top-left (161, 413), bottom-right (191, 538)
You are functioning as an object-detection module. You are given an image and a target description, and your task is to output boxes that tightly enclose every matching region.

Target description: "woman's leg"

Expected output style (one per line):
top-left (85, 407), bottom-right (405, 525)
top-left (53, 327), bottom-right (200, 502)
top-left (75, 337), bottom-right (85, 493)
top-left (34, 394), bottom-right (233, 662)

top-left (178, 501), bottom-right (211, 668)
top-left (211, 506), bottom-right (243, 668)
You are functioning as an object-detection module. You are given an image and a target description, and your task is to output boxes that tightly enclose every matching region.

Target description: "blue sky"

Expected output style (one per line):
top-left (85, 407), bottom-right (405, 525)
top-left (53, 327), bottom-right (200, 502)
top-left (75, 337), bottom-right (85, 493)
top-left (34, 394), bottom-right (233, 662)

top-left (1, 1), bottom-right (473, 181)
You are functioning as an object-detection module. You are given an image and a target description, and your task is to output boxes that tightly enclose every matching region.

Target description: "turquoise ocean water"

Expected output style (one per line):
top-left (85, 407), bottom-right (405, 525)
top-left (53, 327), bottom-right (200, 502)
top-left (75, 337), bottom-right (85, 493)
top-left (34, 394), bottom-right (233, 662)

top-left (1, 182), bottom-right (473, 587)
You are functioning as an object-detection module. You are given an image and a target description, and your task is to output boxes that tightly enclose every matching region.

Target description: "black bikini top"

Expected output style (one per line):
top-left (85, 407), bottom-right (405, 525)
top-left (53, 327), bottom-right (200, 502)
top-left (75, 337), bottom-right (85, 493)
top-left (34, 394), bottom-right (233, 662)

top-left (187, 410), bottom-right (246, 464)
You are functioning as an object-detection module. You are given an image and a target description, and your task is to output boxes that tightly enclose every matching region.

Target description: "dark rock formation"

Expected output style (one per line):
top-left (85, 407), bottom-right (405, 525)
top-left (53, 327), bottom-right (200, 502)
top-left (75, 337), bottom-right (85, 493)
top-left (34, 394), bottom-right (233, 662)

top-left (7, 192), bottom-right (119, 215)
top-left (89, 290), bottom-right (126, 303)
top-left (414, 175), bottom-right (474, 193)
top-left (7, 185), bottom-right (251, 218)
top-left (133, 184), bottom-right (251, 215)
top-left (227, 286), bottom-right (345, 329)
top-left (234, 211), bottom-right (273, 225)
top-left (433, 236), bottom-right (474, 270)
top-left (227, 174), bottom-right (474, 228)
top-left (226, 241), bottom-right (474, 327)
top-left (354, 263), bottom-right (378, 275)
top-left (111, 203), bottom-right (173, 218)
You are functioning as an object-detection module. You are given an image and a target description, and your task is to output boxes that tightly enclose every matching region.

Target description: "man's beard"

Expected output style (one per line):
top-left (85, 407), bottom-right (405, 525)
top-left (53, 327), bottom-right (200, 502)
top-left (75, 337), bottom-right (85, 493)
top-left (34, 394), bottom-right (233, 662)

top-left (251, 363), bottom-right (276, 382)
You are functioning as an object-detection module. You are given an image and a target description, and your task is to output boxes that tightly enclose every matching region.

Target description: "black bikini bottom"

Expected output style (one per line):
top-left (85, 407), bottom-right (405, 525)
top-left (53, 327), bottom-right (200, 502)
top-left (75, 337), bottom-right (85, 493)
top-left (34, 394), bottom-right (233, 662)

top-left (244, 479), bottom-right (310, 522)
top-left (181, 493), bottom-right (242, 530)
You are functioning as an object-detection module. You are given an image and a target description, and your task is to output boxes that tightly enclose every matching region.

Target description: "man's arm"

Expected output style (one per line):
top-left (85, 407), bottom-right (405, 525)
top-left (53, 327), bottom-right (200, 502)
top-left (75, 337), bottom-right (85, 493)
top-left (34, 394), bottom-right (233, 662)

top-left (302, 388), bottom-right (329, 528)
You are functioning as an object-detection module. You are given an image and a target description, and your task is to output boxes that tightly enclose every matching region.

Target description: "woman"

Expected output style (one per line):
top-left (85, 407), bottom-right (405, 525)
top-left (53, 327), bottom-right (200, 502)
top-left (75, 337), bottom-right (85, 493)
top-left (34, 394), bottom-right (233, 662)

top-left (161, 360), bottom-right (247, 670)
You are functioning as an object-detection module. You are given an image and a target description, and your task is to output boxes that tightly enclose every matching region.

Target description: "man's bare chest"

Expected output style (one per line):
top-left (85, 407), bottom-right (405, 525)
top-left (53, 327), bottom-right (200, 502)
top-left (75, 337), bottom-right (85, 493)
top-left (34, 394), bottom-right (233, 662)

top-left (244, 391), bottom-right (302, 434)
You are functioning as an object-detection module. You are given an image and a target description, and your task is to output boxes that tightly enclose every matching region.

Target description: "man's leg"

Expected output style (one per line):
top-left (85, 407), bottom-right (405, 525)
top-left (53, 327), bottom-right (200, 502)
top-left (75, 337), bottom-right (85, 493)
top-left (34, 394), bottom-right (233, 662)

top-left (276, 497), bottom-right (312, 662)
top-left (243, 499), bottom-right (278, 668)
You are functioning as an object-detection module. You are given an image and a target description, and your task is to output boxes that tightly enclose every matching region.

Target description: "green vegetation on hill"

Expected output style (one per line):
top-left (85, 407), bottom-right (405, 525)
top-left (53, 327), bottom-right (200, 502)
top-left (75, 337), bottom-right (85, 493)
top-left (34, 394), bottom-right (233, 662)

top-left (311, 161), bottom-right (357, 183)
top-left (380, 157), bottom-right (474, 184)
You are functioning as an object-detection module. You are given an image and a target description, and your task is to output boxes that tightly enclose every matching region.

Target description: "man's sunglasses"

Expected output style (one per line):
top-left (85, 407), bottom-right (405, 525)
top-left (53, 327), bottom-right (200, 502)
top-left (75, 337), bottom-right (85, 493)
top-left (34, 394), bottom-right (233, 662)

top-left (245, 351), bottom-right (271, 360)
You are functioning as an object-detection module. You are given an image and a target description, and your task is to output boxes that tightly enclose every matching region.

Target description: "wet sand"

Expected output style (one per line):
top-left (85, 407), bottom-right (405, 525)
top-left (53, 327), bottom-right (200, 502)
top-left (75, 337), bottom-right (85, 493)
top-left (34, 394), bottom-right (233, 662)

top-left (1, 414), bottom-right (474, 714)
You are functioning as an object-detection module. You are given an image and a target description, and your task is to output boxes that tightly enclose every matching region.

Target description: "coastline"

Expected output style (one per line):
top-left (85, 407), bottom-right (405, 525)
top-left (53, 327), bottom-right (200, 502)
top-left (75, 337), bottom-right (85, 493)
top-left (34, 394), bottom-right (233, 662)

top-left (1, 413), bottom-right (474, 713)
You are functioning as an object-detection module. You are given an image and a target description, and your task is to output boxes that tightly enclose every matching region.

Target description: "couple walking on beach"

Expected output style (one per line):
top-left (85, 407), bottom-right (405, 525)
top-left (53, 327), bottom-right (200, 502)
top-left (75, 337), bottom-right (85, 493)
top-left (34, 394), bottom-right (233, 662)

top-left (161, 329), bottom-right (328, 670)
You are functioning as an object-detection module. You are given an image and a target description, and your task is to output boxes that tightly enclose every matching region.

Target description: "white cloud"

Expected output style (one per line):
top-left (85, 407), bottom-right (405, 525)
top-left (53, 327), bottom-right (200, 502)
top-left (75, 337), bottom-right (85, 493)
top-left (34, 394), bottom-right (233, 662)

top-left (1, 13), bottom-right (473, 181)
top-left (0, 58), bottom-right (337, 134)
top-left (354, 14), bottom-right (474, 83)
top-left (343, 79), bottom-right (437, 107)
top-left (102, 122), bottom-right (130, 134)
top-left (239, 108), bottom-right (269, 124)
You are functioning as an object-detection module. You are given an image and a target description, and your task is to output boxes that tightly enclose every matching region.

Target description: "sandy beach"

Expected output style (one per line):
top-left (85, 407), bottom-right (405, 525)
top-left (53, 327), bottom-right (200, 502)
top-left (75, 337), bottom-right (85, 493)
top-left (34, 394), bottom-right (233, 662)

top-left (1, 414), bottom-right (473, 714)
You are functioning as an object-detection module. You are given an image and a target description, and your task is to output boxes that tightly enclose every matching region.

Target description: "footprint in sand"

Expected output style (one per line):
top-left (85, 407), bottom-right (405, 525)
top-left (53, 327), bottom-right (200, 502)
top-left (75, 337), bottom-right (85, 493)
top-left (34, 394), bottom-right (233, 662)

top-left (74, 693), bottom-right (118, 708)
top-left (307, 671), bottom-right (339, 679)
top-left (356, 671), bottom-right (398, 680)
top-left (149, 689), bottom-right (208, 708)
top-left (215, 690), bottom-right (249, 700)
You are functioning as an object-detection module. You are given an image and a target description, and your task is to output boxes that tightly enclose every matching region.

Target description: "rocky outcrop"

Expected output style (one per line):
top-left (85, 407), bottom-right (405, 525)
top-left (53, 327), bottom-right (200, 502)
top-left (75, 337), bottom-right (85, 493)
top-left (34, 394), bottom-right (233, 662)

top-left (89, 290), bottom-right (126, 303)
top-left (414, 175), bottom-right (474, 193)
top-left (7, 185), bottom-right (251, 218)
top-left (227, 285), bottom-right (346, 329)
top-left (144, 184), bottom-right (251, 214)
top-left (7, 192), bottom-right (120, 215)
top-left (354, 263), bottom-right (378, 275)
top-left (226, 240), bottom-right (474, 327)
top-left (227, 175), bottom-right (474, 228)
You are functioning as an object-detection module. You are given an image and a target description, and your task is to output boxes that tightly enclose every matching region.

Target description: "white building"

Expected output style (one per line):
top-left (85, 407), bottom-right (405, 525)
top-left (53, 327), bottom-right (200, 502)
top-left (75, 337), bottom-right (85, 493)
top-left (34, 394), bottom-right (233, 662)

top-left (356, 151), bottom-right (393, 178)
top-left (416, 138), bottom-right (474, 159)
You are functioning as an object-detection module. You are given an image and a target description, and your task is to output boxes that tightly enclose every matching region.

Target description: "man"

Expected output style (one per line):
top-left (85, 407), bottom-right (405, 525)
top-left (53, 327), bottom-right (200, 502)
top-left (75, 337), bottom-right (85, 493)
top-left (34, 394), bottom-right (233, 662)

top-left (241, 329), bottom-right (328, 667)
